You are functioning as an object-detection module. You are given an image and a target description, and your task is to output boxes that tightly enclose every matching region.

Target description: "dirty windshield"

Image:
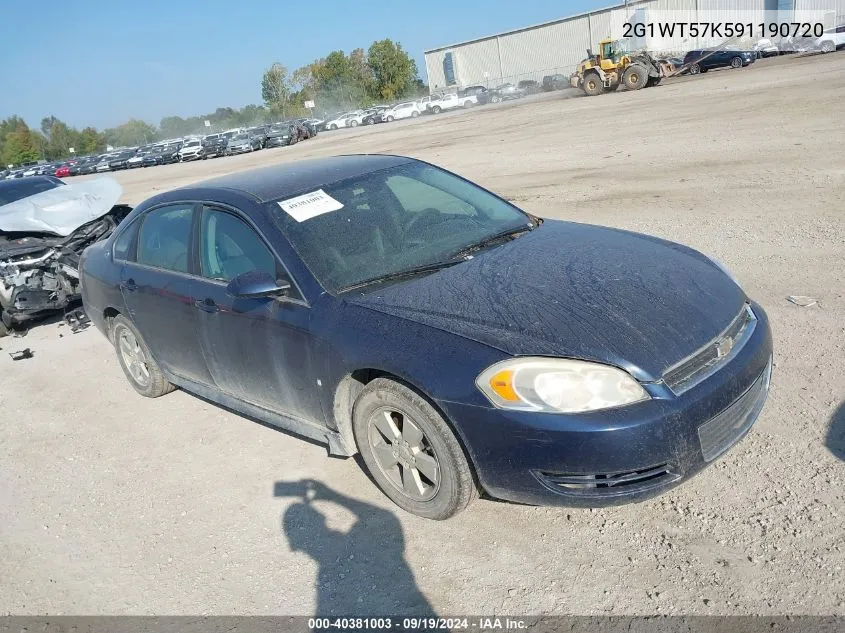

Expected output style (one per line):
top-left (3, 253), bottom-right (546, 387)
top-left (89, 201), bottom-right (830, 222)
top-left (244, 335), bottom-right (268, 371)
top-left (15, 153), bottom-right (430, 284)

top-left (270, 162), bottom-right (531, 292)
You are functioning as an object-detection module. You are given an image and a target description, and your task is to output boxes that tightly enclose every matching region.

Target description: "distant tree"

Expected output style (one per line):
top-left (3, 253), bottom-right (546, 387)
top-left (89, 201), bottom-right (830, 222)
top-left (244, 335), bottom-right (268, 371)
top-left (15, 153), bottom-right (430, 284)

top-left (367, 39), bottom-right (418, 101)
top-left (261, 63), bottom-right (291, 117)
top-left (79, 127), bottom-right (106, 154)
top-left (0, 115), bottom-right (29, 163)
top-left (40, 115), bottom-right (61, 138)
top-left (2, 124), bottom-right (41, 166)
top-left (104, 119), bottom-right (156, 147)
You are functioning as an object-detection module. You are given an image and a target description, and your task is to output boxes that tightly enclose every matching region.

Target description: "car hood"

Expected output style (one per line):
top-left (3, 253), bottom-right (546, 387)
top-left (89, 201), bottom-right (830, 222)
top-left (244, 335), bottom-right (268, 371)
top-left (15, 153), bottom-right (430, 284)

top-left (348, 220), bottom-right (746, 381)
top-left (0, 177), bottom-right (123, 237)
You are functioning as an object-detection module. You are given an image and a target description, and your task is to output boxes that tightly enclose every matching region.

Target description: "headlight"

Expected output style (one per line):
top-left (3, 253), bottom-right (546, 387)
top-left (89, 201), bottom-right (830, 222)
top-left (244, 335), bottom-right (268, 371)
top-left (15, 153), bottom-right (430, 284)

top-left (476, 358), bottom-right (649, 414)
top-left (709, 257), bottom-right (743, 289)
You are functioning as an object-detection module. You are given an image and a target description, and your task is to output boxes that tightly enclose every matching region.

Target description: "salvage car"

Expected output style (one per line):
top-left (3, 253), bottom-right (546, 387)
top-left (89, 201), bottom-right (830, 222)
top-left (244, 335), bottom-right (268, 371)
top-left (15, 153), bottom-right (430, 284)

top-left (201, 134), bottom-right (228, 158)
top-left (226, 133), bottom-right (261, 155)
top-left (264, 123), bottom-right (297, 148)
top-left (0, 176), bottom-right (130, 335)
top-left (816, 24), bottom-right (845, 52)
top-left (380, 102), bottom-right (420, 121)
top-left (79, 155), bottom-right (773, 520)
top-left (178, 139), bottom-right (204, 162)
top-left (684, 48), bottom-right (756, 74)
top-left (542, 74), bottom-right (569, 91)
top-left (490, 83), bottom-right (525, 102)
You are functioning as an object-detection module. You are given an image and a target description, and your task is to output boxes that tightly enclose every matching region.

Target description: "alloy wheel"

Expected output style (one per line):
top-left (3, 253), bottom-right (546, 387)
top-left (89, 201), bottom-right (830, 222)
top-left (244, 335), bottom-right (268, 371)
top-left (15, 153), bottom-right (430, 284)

top-left (118, 329), bottom-right (151, 388)
top-left (368, 408), bottom-right (441, 501)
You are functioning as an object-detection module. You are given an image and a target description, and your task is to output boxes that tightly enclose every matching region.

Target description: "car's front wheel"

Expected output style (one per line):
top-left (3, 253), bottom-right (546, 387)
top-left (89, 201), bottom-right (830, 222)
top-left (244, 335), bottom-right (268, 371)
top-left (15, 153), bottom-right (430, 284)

top-left (689, 63), bottom-right (701, 75)
top-left (820, 40), bottom-right (835, 53)
top-left (730, 56), bottom-right (744, 68)
top-left (112, 314), bottom-right (175, 398)
top-left (353, 378), bottom-right (478, 520)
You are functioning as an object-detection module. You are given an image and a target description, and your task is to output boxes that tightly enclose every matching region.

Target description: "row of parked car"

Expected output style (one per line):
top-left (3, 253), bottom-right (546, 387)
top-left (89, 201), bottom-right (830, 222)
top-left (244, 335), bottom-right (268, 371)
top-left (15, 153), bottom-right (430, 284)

top-left (1, 119), bottom-right (322, 180)
top-left (320, 80), bottom-right (555, 131)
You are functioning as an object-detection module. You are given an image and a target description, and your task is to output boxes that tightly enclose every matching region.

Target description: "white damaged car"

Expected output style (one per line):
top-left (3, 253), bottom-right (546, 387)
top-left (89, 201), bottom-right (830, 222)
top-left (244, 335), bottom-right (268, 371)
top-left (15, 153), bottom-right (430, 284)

top-left (0, 176), bottom-right (131, 335)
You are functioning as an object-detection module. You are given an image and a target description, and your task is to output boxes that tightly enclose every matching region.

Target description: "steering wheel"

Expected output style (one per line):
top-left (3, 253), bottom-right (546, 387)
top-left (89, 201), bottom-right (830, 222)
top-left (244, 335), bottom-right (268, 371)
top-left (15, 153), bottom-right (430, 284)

top-left (404, 208), bottom-right (442, 237)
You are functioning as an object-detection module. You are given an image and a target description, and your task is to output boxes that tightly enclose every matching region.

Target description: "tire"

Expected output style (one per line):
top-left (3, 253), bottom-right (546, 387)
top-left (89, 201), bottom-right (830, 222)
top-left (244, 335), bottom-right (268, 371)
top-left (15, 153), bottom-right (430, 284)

top-left (820, 40), bottom-right (835, 53)
top-left (411, 111), bottom-right (419, 117)
top-left (329, 124), bottom-right (337, 130)
top-left (689, 63), bottom-right (701, 75)
top-left (352, 378), bottom-right (478, 520)
top-left (431, 105), bottom-right (442, 114)
top-left (350, 120), bottom-right (358, 127)
top-left (647, 75), bottom-right (662, 87)
top-left (111, 314), bottom-right (175, 398)
top-left (0, 311), bottom-right (8, 338)
top-left (386, 115), bottom-right (394, 122)
top-left (582, 72), bottom-right (605, 96)
top-left (730, 56), bottom-right (743, 68)
top-left (490, 95), bottom-right (501, 103)
top-left (622, 64), bottom-right (649, 90)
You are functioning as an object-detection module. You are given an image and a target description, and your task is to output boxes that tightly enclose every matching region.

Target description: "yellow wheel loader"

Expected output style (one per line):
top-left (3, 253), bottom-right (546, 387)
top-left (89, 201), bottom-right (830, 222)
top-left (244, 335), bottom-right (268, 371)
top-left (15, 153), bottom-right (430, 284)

top-left (570, 39), bottom-right (665, 96)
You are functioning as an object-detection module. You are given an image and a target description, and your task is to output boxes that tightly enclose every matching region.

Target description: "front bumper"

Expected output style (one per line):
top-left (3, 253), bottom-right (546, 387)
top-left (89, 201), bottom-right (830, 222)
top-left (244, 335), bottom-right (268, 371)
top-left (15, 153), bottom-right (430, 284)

top-left (439, 302), bottom-right (773, 507)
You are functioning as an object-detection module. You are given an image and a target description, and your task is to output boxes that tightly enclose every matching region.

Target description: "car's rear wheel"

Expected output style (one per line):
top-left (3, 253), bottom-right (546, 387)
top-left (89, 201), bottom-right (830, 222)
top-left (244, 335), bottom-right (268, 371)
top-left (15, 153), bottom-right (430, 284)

top-left (350, 120), bottom-right (358, 127)
top-left (820, 40), bottom-right (835, 53)
top-left (730, 56), bottom-right (744, 68)
top-left (112, 315), bottom-right (175, 398)
top-left (411, 111), bottom-right (419, 117)
top-left (386, 115), bottom-right (394, 121)
top-left (689, 63), bottom-right (701, 75)
top-left (329, 124), bottom-right (337, 130)
top-left (431, 105), bottom-right (442, 114)
top-left (353, 378), bottom-right (478, 520)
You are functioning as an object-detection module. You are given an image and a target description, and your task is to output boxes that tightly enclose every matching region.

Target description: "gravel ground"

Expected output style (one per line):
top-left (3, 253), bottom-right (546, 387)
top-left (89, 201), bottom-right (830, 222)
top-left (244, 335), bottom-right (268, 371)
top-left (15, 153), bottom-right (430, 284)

top-left (1, 53), bottom-right (843, 616)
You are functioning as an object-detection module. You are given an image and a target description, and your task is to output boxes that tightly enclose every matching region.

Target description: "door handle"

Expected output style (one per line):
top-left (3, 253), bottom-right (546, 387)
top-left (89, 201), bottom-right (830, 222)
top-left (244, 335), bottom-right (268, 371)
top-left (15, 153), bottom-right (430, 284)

top-left (120, 279), bottom-right (138, 292)
top-left (194, 298), bottom-right (219, 313)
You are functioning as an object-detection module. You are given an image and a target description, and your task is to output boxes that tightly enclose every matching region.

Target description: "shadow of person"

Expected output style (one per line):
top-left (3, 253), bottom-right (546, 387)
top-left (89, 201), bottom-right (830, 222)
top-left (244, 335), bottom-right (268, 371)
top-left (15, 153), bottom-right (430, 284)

top-left (275, 479), bottom-right (436, 617)
top-left (826, 402), bottom-right (845, 461)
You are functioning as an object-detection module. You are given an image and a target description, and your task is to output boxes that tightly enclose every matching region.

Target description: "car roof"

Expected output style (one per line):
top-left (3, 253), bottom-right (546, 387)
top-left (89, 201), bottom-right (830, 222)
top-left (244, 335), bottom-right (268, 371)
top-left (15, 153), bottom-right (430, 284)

top-left (186, 154), bottom-right (414, 203)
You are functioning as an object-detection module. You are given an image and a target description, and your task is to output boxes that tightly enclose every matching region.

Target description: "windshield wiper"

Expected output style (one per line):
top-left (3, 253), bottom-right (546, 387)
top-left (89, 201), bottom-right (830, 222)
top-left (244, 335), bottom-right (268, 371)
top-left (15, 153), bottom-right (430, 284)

top-left (449, 223), bottom-right (535, 259)
top-left (339, 258), bottom-right (466, 293)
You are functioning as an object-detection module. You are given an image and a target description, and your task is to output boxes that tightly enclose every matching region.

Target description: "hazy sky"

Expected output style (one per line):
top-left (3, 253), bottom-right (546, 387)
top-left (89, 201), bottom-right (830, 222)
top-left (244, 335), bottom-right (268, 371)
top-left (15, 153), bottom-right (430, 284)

top-left (1, 0), bottom-right (609, 130)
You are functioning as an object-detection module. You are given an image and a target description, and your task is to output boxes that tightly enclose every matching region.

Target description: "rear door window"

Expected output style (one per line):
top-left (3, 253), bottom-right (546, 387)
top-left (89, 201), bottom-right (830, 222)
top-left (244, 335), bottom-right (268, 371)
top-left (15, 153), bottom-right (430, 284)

top-left (136, 204), bottom-right (194, 273)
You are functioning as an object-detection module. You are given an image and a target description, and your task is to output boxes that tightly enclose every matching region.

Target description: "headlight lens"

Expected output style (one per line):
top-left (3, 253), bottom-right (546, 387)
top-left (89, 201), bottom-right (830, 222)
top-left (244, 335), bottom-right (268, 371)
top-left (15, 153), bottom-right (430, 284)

top-left (476, 358), bottom-right (649, 414)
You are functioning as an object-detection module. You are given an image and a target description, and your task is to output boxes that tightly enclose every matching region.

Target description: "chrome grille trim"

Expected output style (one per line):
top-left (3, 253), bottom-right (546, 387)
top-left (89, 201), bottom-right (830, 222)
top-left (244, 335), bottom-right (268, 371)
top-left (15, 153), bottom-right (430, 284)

top-left (663, 304), bottom-right (756, 395)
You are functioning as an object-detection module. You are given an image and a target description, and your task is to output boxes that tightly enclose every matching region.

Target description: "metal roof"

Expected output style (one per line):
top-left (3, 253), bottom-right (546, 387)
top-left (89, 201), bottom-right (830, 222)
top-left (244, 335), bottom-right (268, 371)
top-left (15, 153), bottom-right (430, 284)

top-left (423, 0), bottom-right (647, 54)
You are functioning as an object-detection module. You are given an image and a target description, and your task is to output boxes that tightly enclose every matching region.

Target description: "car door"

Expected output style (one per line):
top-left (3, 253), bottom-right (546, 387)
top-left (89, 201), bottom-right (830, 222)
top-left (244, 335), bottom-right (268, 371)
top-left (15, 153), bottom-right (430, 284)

top-left (189, 204), bottom-right (325, 425)
top-left (119, 202), bottom-right (215, 386)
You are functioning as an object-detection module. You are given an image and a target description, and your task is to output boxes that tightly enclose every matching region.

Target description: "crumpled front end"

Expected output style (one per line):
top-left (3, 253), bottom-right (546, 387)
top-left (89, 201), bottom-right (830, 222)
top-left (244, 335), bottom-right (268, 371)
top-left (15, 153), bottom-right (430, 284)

top-left (0, 179), bottom-right (130, 330)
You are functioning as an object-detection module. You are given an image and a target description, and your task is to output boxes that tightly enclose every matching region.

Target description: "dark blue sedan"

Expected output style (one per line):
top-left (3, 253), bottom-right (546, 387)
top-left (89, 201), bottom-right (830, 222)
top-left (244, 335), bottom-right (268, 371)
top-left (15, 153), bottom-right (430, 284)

top-left (79, 155), bottom-right (773, 519)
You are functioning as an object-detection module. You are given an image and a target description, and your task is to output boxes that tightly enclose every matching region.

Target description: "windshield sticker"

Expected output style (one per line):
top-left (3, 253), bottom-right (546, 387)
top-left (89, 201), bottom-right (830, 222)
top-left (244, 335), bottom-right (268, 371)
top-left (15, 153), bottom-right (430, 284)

top-left (277, 189), bottom-right (344, 222)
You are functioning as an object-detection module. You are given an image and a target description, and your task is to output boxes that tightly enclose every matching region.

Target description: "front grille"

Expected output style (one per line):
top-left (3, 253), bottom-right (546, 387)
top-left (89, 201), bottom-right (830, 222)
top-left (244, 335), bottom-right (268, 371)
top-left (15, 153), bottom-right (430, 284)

top-left (536, 463), bottom-right (679, 498)
top-left (698, 359), bottom-right (771, 462)
top-left (664, 305), bottom-right (755, 394)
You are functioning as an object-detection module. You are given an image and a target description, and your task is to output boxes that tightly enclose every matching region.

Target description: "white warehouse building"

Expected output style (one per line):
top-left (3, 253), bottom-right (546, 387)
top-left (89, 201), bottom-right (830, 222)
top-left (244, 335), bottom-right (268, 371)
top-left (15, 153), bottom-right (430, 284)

top-left (423, 0), bottom-right (844, 91)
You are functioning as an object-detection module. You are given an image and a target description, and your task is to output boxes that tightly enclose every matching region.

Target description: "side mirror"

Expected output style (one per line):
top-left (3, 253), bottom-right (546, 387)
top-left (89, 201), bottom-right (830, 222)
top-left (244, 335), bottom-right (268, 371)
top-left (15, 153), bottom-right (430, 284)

top-left (226, 270), bottom-right (291, 298)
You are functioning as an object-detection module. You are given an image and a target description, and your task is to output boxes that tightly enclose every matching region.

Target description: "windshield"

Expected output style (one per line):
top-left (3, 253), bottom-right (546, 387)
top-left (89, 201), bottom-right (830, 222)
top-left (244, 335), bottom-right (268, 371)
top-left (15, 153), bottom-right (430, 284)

top-left (268, 162), bottom-right (531, 293)
top-left (0, 177), bottom-right (65, 207)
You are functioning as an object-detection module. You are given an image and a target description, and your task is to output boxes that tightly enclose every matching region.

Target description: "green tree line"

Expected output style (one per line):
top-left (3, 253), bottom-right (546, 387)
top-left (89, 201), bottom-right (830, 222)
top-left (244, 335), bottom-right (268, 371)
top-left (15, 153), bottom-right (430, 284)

top-left (1, 38), bottom-right (425, 167)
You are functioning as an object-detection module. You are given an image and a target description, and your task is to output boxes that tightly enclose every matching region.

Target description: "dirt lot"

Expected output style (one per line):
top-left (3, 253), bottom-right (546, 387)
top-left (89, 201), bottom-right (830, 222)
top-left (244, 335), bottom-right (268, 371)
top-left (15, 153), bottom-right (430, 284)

top-left (2, 53), bottom-right (844, 616)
